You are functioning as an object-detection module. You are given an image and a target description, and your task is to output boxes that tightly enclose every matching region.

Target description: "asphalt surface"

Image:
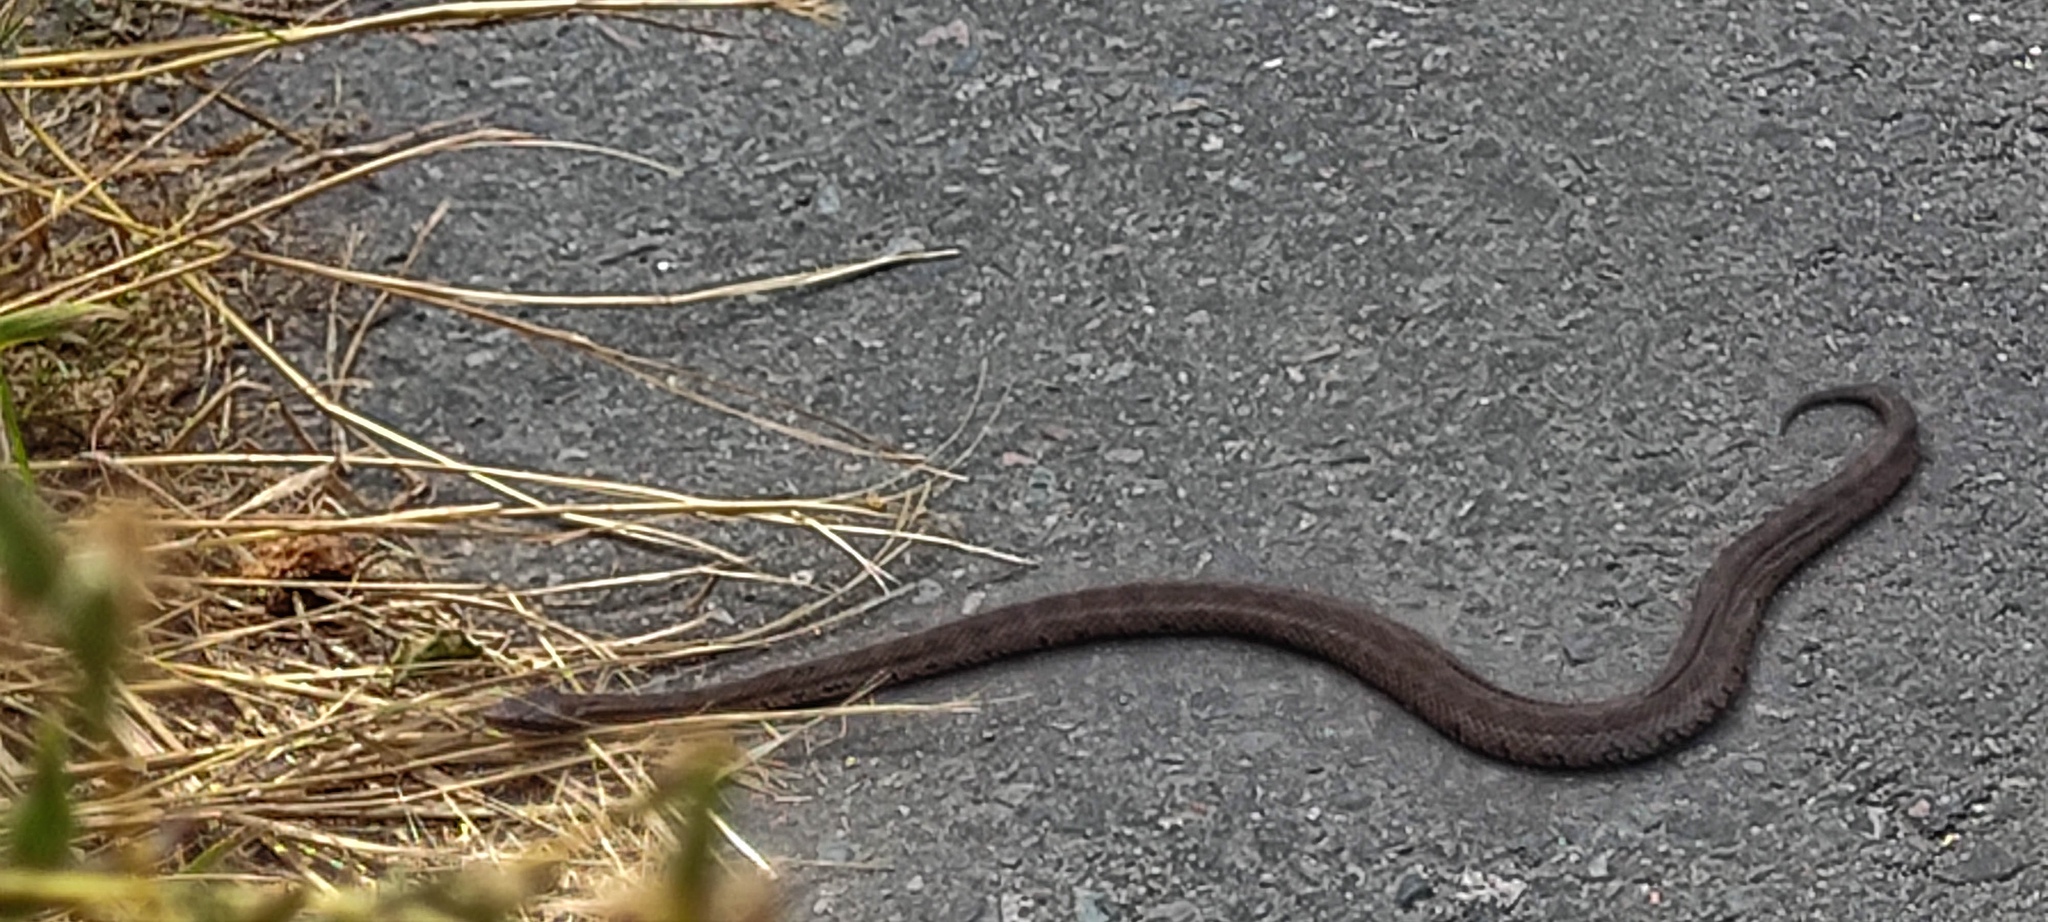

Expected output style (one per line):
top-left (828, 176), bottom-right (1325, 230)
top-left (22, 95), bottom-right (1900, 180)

top-left (252, 0), bottom-right (2045, 918)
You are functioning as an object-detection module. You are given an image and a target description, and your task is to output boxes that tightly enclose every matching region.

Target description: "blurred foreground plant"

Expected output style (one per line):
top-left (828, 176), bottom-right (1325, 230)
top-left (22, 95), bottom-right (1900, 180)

top-left (0, 475), bottom-right (773, 921)
top-left (0, 470), bottom-right (145, 883)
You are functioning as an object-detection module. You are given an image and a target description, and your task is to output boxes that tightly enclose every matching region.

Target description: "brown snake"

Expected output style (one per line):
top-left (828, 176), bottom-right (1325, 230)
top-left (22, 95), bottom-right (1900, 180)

top-left (481, 383), bottom-right (1920, 768)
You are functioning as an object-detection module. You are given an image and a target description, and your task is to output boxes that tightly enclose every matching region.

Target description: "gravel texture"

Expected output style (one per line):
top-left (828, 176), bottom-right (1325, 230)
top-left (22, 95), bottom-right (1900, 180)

top-left (244, 0), bottom-right (2046, 917)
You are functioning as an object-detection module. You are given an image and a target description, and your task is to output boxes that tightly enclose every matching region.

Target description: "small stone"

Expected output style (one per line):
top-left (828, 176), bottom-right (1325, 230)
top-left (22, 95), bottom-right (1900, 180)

top-left (1073, 889), bottom-right (1109, 922)
top-left (1024, 467), bottom-right (1060, 507)
top-left (1887, 112), bottom-right (1936, 139)
top-left (914, 19), bottom-right (971, 47)
top-left (1561, 632), bottom-right (1600, 666)
top-left (122, 84), bottom-right (177, 119)
top-left (991, 782), bottom-right (1038, 808)
top-left (1140, 899), bottom-right (1199, 922)
top-left (950, 46), bottom-right (982, 76)
top-left (1462, 136), bottom-right (1504, 159)
top-left (1392, 872), bottom-right (1433, 909)
top-left (1586, 851), bottom-right (1612, 880)
top-left (1105, 448), bottom-right (1146, 464)
top-left (1936, 843), bottom-right (2025, 885)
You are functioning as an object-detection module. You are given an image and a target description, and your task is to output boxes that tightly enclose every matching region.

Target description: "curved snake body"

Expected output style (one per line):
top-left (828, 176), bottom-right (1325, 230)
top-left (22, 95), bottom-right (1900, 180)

top-left (481, 384), bottom-right (1920, 768)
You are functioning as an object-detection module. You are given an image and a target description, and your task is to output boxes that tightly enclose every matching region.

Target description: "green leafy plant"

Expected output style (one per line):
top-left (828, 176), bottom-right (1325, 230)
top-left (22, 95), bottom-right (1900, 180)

top-left (0, 302), bottom-right (125, 477)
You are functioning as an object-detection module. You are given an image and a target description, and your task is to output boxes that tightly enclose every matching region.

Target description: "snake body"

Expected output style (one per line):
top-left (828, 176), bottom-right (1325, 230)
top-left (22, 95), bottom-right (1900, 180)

top-left (481, 384), bottom-right (1920, 768)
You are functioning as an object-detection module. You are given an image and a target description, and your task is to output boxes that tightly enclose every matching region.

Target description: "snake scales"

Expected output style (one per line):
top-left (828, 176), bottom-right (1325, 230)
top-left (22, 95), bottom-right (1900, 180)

top-left (481, 383), bottom-right (1920, 768)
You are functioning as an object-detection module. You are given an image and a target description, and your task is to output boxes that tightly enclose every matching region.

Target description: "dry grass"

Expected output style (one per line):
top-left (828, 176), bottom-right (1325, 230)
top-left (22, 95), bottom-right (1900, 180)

top-left (0, 0), bottom-right (1004, 915)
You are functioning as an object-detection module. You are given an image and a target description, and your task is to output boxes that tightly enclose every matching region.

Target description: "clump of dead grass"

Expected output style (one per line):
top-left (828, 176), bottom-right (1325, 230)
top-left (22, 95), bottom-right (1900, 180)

top-left (0, 0), bottom-right (1001, 917)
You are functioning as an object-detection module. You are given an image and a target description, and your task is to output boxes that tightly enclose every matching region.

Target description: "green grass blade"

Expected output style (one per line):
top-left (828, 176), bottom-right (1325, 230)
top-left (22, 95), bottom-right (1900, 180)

top-left (5, 723), bottom-right (76, 874)
top-left (0, 472), bottom-right (64, 608)
top-left (0, 302), bottom-right (125, 353)
top-left (0, 376), bottom-right (26, 479)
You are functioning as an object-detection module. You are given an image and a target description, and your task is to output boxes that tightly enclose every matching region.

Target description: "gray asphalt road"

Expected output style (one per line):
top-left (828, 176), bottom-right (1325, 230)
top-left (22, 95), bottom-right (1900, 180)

top-left (254, 0), bottom-right (2045, 917)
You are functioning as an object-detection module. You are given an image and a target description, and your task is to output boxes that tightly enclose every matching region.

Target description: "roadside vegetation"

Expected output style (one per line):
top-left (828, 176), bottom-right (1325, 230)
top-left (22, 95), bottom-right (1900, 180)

top-left (0, 2), bottom-right (990, 918)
